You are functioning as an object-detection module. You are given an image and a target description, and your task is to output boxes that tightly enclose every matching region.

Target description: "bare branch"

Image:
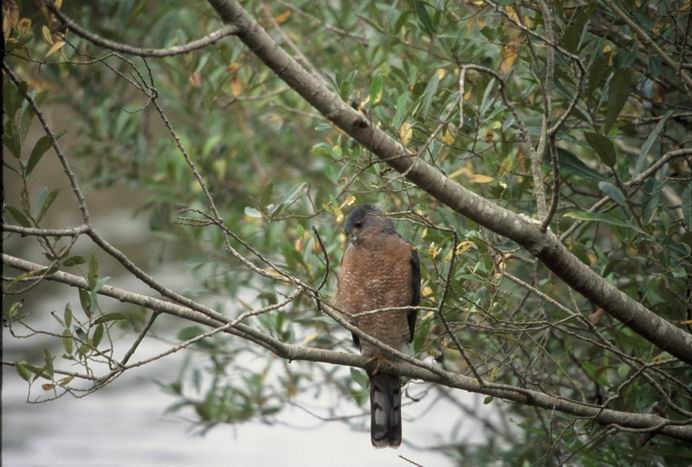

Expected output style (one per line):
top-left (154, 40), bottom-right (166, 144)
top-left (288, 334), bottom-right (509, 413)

top-left (4, 252), bottom-right (692, 441)
top-left (45, 1), bottom-right (239, 58)
top-left (206, 0), bottom-right (692, 364)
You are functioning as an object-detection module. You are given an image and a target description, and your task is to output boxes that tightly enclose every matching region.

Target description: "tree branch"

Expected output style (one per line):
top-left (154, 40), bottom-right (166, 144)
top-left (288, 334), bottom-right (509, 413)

top-left (3, 252), bottom-right (691, 441)
top-left (205, 0), bottom-right (692, 365)
top-left (45, 1), bottom-right (239, 58)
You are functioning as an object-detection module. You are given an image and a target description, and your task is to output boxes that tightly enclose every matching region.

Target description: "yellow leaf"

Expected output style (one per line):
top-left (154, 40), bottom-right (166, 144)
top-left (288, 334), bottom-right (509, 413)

top-left (231, 77), bottom-right (242, 97)
top-left (428, 241), bottom-right (441, 259)
top-left (500, 45), bottom-right (518, 74)
top-left (400, 121), bottom-right (413, 146)
top-left (422, 286), bottom-right (433, 298)
top-left (455, 241), bottom-right (474, 255)
top-left (436, 68), bottom-right (446, 80)
top-left (449, 162), bottom-right (474, 180)
top-left (498, 154), bottom-right (514, 176)
top-left (58, 375), bottom-right (74, 386)
top-left (300, 331), bottom-right (320, 346)
top-left (441, 128), bottom-right (455, 145)
top-left (42, 25), bottom-right (53, 45)
top-left (274, 10), bottom-right (291, 25)
top-left (17, 18), bottom-right (31, 36)
top-left (340, 194), bottom-right (356, 208)
top-left (213, 158), bottom-right (226, 178)
top-left (2, 20), bottom-right (10, 42)
top-left (2, 0), bottom-right (19, 41)
top-left (504, 5), bottom-right (520, 23)
top-left (468, 174), bottom-right (493, 184)
top-left (45, 40), bottom-right (65, 58)
top-left (55, 0), bottom-right (63, 8)
top-left (333, 204), bottom-right (344, 223)
top-left (188, 71), bottom-right (202, 88)
top-left (227, 62), bottom-right (242, 73)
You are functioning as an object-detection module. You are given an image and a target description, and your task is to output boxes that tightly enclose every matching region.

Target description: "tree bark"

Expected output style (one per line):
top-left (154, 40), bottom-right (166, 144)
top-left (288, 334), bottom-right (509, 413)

top-left (4, 253), bottom-right (691, 441)
top-left (206, 0), bottom-right (692, 365)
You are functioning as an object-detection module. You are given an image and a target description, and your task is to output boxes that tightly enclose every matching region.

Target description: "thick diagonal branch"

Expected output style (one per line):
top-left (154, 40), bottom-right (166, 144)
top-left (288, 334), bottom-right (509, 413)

top-left (205, 0), bottom-right (692, 365)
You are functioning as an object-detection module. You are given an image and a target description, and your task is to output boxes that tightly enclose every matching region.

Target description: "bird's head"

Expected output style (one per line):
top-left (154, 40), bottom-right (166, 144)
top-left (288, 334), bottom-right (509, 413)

top-left (344, 204), bottom-right (396, 245)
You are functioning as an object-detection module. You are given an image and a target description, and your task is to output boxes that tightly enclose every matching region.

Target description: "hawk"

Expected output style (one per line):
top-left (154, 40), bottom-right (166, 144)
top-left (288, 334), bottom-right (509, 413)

top-left (336, 204), bottom-right (420, 448)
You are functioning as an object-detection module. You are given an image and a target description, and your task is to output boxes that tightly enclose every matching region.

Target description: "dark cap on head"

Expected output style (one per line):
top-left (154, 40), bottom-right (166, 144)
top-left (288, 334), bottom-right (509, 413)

top-left (344, 204), bottom-right (395, 237)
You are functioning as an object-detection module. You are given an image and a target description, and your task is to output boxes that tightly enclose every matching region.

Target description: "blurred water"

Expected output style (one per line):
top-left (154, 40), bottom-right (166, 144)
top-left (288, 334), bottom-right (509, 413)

top-left (3, 130), bottom-right (493, 466)
top-left (2, 222), bottom-right (492, 466)
top-left (3, 277), bottom-right (486, 467)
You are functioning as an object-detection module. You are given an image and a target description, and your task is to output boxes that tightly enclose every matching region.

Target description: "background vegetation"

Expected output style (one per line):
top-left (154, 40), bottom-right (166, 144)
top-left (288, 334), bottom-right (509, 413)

top-left (3, 0), bottom-right (692, 465)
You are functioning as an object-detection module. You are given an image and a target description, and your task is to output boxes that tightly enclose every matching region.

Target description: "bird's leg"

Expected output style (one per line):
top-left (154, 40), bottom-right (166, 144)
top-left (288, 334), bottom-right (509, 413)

top-left (365, 354), bottom-right (390, 376)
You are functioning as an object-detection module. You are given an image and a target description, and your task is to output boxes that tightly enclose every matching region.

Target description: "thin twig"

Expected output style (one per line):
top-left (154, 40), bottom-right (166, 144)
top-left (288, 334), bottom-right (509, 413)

top-left (45, 1), bottom-right (239, 57)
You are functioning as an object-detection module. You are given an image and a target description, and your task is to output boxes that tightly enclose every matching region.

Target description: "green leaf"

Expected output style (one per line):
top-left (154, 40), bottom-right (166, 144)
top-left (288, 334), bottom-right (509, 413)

top-left (560, 4), bottom-right (595, 53)
top-left (3, 80), bottom-right (27, 118)
top-left (556, 149), bottom-right (607, 182)
top-left (64, 303), bottom-right (73, 329)
top-left (79, 288), bottom-right (92, 318)
top-left (62, 255), bottom-right (86, 267)
top-left (420, 71), bottom-right (440, 117)
top-left (6, 301), bottom-right (23, 320)
top-left (393, 10), bottom-right (412, 34)
top-left (3, 120), bottom-right (21, 159)
top-left (35, 188), bottom-right (60, 223)
top-left (88, 255), bottom-right (99, 290)
top-left (178, 325), bottom-right (205, 341)
top-left (6, 206), bottom-right (32, 227)
top-left (483, 396), bottom-right (493, 405)
top-left (16, 361), bottom-right (34, 381)
top-left (43, 348), bottom-right (54, 379)
top-left (413, 1), bottom-right (435, 34)
top-left (259, 182), bottom-right (274, 208)
top-left (392, 92), bottom-right (410, 128)
top-left (683, 184), bottom-right (691, 230)
top-left (63, 330), bottom-right (74, 354)
top-left (563, 210), bottom-right (644, 234)
top-left (369, 74), bottom-right (384, 105)
top-left (94, 312), bottom-right (128, 324)
top-left (92, 324), bottom-right (104, 348)
top-left (634, 111), bottom-right (672, 175)
top-left (604, 68), bottom-right (632, 132)
top-left (26, 135), bottom-right (53, 176)
top-left (598, 181), bottom-right (626, 207)
top-left (587, 54), bottom-right (610, 98)
top-left (350, 368), bottom-right (368, 390)
top-left (584, 132), bottom-right (616, 167)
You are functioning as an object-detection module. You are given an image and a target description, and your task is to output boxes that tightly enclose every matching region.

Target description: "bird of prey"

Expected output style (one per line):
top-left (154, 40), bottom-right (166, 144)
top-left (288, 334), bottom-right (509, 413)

top-left (336, 204), bottom-right (420, 448)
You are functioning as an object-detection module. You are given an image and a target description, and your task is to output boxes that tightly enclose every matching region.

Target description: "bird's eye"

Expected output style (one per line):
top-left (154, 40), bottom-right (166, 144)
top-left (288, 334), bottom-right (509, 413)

top-left (354, 221), bottom-right (363, 228)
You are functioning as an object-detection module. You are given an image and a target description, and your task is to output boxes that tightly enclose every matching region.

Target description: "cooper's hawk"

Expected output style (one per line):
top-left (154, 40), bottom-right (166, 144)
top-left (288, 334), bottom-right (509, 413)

top-left (336, 204), bottom-right (420, 448)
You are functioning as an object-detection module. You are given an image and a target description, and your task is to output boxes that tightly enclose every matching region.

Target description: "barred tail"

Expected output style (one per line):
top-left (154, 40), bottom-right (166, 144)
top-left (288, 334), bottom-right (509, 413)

top-left (369, 373), bottom-right (402, 448)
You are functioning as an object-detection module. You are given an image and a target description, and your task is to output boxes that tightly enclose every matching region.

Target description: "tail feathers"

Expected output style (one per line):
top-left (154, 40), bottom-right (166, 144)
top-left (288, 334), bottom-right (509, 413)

top-left (369, 373), bottom-right (402, 448)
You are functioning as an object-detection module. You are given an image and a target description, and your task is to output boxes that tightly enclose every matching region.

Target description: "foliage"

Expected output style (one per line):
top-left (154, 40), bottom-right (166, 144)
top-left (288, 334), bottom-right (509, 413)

top-left (3, 0), bottom-right (692, 465)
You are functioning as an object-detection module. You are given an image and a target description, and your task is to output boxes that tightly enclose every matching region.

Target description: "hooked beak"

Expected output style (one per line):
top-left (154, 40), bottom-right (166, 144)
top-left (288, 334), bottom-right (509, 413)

top-left (349, 233), bottom-right (359, 245)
